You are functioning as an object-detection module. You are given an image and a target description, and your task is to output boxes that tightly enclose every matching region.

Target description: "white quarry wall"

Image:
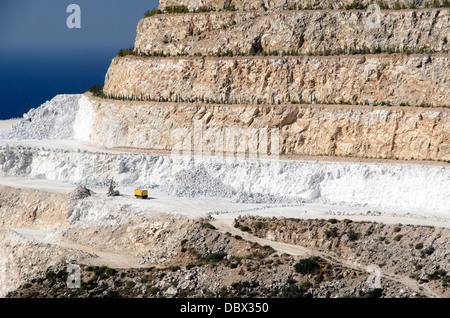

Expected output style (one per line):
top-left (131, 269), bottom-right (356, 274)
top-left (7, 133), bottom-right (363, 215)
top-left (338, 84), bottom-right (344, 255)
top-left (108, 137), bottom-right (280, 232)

top-left (0, 146), bottom-right (448, 217)
top-left (73, 95), bottom-right (95, 142)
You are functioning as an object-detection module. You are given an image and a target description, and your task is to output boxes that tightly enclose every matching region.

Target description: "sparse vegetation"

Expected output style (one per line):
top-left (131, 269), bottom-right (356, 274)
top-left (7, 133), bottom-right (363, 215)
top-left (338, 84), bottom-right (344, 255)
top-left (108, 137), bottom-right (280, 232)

top-left (205, 252), bottom-right (227, 263)
top-left (294, 257), bottom-right (321, 275)
top-left (88, 85), bottom-right (105, 98)
top-left (118, 47), bottom-right (135, 57)
top-left (204, 222), bottom-right (216, 230)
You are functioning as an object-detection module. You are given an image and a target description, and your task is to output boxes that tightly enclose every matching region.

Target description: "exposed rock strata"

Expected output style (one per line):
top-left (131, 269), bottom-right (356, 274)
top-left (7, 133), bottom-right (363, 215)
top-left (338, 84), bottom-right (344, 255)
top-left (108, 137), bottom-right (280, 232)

top-left (159, 0), bottom-right (435, 11)
top-left (104, 55), bottom-right (450, 107)
top-left (88, 95), bottom-right (450, 160)
top-left (136, 10), bottom-right (450, 56)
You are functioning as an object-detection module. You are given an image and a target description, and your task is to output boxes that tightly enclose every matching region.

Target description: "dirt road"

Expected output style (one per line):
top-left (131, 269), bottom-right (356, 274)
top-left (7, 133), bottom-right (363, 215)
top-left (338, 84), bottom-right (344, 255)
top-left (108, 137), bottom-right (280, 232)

top-left (210, 218), bottom-right (443, 298)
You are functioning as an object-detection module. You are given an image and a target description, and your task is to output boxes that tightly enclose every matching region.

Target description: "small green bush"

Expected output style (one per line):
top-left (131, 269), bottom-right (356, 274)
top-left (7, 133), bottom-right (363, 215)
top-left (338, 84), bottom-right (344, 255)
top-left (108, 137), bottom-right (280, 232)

top-left (205, 223), bottom-right (216, 230)
top-left (328, 218), bottom-right (338, 224)
top-left (365, 288), bottom-right (383, 298)
top-left (205, 252), bottom-right (227, 263)
top-left (144, 8), bottom-right (162, 17)
top-left (168, 265), bottom-right (181, 271)
top-left (149, 287), bottom-right (160, 295)
top-left (347, 230), bottom-right (360, 241)
top-left (164, 5), bottom-right (189, 14)
top-left (427, 269), bottom-right (447, 280)
top-left (186, 263), bottom-right (196, 270)
top-left (421, 246), bottom-right (435, 257)
top-left (89, 85), bottom-right (104, 97)
top-left (294, 257), bottom-right (320, 275)
top-left (118, 47), bottom-right (135, 57)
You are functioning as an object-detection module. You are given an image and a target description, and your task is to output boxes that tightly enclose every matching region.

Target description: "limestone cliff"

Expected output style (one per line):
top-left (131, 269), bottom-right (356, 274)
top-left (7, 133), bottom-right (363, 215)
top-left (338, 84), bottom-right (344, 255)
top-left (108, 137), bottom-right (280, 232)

top-left (99, 2), bottom-right (450, 161)
top-left (104, 54), bottom-right (449, 107)
top-left (135, 9), bottom-right (450, 57)
top-left (88, 94), bottom-right (450, 161)
top-left (159, 0), bottom-right (435, 11)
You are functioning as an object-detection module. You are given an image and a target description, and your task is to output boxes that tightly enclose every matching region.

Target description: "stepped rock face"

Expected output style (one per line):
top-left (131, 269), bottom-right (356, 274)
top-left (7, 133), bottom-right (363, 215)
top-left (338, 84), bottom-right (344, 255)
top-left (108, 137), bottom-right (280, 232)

top-left (100, 1), bottom-right (450, 161)
top-left (136, 10), bottom-right (450, 56)
top-left (104, 54), bottom-right (450, 107)
top-left (159, 0), bottom-right (433, 11)
top-left (88, 96), bottom-right (450, 160)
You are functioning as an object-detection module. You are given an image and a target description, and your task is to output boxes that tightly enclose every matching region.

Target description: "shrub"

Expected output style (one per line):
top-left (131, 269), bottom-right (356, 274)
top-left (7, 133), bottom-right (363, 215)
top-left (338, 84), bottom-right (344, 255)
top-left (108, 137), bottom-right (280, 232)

top-left (421, 246), bottom-right (435, 257)
top-left (144, 8), bottom-right (162, 17)
top-left (168, 265), bottom-right (181, 271)
top-left (140, 277), bottom-right (149, 284)
top-left (415, 243), bottom-right (424, 250)
top-left (294, 257), bottom-right (320, 275)
top-left (281, 281), bottom-right (312, 298)
top-left (126, 281), bottom-right (136, 288)
top-left (205, 252), bottom-right (227, 263)
top-left (254, 221), bottom-right (265, 230)
top-left (347, 230), bottom-right (360, 241)
top-left (240, 225), bottom-right (252, 233)
top-left (325, 227), bottom-right (340, 238)
top-left (149, 287), bottom-right (160, 295)
top-left (186, 263), bottom-right (196, 270)
top-left (204, 223), bottom-right (216, 230)
top-left (281, 284), bottom-right (303, 298)
top-left (365, 288), bottom-right (383, 298)
top-left (427, 269), bottom-right (447, 280)
top-left (105, 267), bottom-right (117, 276)
top-left (393, 234), bottom-right (403, 242)
top-left (164, 5), bottom-right (189, 14)
top-left (89, 85), bottom-right (104, 97)
top-left (118, 47), bottom-right (135, 57)
top-left (196, 6), bottom-right (214, 12)
top-left (328, 218), bottom-right (338, 224)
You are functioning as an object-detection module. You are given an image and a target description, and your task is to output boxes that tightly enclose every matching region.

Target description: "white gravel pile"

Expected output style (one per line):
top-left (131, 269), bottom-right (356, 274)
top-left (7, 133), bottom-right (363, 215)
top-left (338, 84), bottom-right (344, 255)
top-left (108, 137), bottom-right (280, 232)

top-left (1, 95), bottom-right (81, 140)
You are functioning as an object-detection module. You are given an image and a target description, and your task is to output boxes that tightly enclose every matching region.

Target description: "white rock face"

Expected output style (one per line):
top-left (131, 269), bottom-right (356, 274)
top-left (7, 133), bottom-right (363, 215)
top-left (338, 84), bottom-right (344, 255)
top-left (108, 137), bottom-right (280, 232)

top-left (0, 146), bottom-right (448, 217)
top-left (1, 94), bottom-right (95, 144)
top-left (73, 95), bottom-right (95, 142)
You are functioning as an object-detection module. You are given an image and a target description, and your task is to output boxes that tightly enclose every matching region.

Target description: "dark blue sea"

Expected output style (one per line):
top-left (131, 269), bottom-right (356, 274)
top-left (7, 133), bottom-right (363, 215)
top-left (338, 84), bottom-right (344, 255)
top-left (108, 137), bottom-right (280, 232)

top-left (0, 50), bottom-right (115, 120)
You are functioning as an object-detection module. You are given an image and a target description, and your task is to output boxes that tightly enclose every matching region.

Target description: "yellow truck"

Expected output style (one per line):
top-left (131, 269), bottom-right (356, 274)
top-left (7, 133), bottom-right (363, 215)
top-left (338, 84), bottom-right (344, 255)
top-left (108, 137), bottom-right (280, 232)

top-left (134, 189), bottom-right (148, 199)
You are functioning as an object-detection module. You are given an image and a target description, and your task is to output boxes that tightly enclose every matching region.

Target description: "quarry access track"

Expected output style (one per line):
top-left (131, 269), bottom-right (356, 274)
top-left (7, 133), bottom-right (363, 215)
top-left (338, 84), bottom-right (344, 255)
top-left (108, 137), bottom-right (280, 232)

top-left (209, 218), bottom-right (444, 298)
